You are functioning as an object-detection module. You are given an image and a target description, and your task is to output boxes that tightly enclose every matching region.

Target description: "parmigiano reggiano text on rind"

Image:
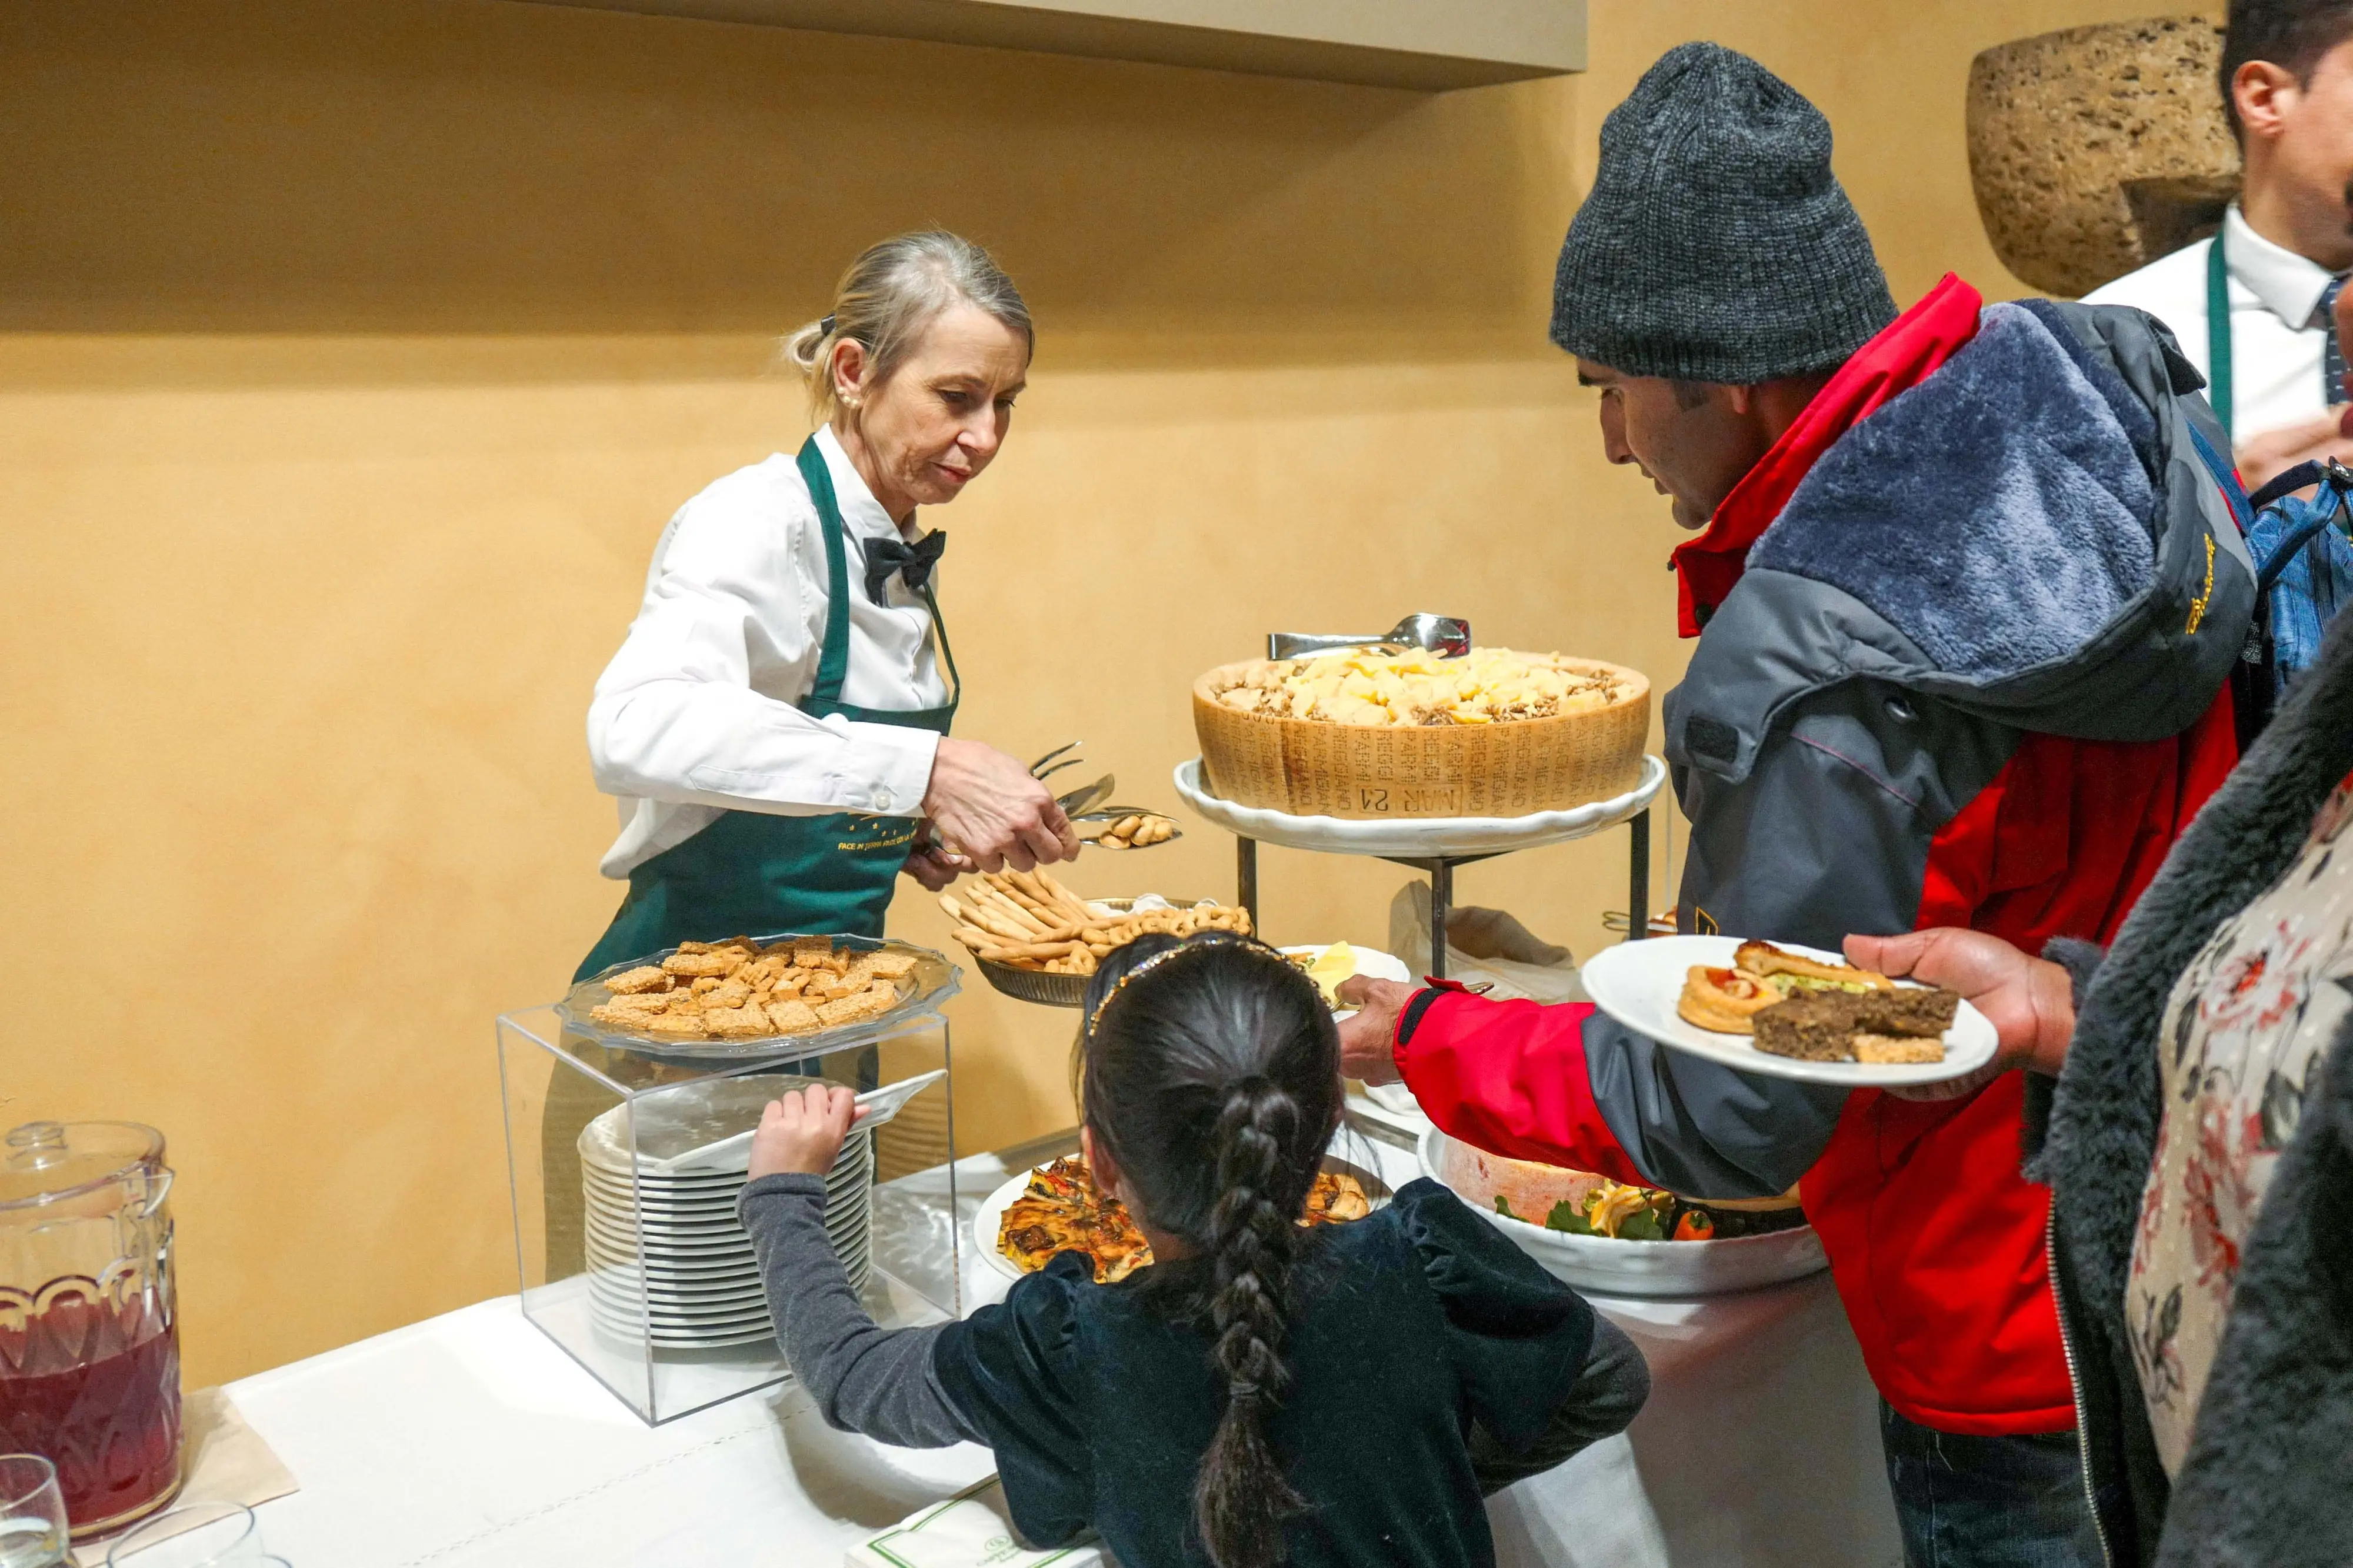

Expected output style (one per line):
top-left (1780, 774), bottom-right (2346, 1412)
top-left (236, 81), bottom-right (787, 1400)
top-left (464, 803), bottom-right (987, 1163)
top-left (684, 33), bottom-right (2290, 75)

top-left (1192, 649), bottom-right (1651, 820)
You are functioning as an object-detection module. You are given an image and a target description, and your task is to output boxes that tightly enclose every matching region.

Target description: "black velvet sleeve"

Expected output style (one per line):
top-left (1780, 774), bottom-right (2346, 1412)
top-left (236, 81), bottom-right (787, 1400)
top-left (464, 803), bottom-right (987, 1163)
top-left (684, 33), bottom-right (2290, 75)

top-left (1467, 1315), bottom-right (1649, 1495)
top-left (930, 1255), bottom-right (1095, 1549)
top-left (1395, 1179), bottom-right (1631, 1455)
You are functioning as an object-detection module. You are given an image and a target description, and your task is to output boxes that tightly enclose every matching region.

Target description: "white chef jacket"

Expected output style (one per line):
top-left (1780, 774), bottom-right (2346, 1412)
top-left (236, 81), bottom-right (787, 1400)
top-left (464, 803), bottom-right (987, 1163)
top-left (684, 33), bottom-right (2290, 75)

top-left (2084, 205), bottom-right (2346, 441)
top-left (588, 425), bottom-right (949, 879)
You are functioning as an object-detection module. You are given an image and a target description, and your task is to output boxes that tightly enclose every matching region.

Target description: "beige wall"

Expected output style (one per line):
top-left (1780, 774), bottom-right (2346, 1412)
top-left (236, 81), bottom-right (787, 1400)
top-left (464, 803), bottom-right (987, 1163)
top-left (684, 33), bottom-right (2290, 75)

top-left (0, 0), bottom-right (2197, 1386)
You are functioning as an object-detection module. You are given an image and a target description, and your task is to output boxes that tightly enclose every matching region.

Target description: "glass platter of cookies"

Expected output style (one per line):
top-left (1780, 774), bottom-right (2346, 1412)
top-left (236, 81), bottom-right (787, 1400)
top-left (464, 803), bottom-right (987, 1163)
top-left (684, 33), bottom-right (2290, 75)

top-left (556, 933), bottom-right (960, 1060)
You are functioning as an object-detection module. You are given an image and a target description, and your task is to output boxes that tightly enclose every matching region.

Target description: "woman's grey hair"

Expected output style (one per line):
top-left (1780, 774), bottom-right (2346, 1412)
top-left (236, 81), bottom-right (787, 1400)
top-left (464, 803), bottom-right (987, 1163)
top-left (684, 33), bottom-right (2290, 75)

top-left (781, 231), bottom-right (1034, 421)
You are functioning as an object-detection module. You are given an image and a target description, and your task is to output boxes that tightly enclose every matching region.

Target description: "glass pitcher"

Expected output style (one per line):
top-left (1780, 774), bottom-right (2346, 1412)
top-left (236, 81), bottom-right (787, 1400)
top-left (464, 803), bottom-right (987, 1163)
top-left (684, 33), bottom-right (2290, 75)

top-left (0, 1122), bottom-right (182, 1537)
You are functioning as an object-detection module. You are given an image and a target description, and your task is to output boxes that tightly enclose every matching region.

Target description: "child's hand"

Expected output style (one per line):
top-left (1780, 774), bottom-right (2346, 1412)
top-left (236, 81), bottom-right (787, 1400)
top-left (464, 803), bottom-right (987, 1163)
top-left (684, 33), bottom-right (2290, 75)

top-left (748, 1085), bottom-right (858, 1180)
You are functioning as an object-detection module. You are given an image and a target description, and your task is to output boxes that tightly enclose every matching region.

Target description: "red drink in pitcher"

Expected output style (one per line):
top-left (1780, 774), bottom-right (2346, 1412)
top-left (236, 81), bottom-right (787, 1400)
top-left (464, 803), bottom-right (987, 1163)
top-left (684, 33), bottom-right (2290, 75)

top-left (0, 1295), bottom-right (183, 1533)
top-left (2, 1120), bottom-right (185, 1540)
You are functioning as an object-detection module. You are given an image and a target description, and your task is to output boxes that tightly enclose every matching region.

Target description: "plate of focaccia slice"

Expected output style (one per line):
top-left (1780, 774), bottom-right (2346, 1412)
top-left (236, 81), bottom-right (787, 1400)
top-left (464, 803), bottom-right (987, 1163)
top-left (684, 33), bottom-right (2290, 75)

top-left (975, 1154), bottom-right (1388, 1283)
top-left (1579, 935), bottom-right (1997, 1087)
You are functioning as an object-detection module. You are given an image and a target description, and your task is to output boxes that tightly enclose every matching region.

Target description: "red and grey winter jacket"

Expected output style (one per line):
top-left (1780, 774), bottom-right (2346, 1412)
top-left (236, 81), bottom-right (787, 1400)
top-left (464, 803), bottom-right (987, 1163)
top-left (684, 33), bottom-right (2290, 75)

top-left (1399, 278), bottom-right (2251, 1436)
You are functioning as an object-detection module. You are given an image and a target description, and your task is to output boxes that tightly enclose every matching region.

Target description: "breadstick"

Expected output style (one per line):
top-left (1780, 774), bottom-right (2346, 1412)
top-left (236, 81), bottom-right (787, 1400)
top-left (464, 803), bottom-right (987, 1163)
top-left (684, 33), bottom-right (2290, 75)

top-left (964, 905), bottom-right (1035, 942)
top-left (1003, 869), bottom-right (1067, 917)
top-left (981, 938), bottom-right (1083, 959)
top-left (984, 889), bottom-right (1081, 941)
top-left (996, 878), bottom-right (1065, 925)
top-left (949, 929), bottom-right (1016, 960)
top-left (1032, 867), bottom-right (1091, 914)
top-left (974, 885), bottom-right (1050, 936)
top-left (977, 880), bottom-right (1047, 927)
top-left (939, 893), bottom-right (971, 924)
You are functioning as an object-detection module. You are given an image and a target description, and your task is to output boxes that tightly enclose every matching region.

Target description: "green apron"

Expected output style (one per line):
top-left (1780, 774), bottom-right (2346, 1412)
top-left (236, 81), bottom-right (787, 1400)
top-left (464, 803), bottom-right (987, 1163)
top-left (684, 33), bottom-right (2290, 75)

top-left (574, 436), bottom-right (958, 980)
top-left (2207, 229), bottom-right (2235, 441)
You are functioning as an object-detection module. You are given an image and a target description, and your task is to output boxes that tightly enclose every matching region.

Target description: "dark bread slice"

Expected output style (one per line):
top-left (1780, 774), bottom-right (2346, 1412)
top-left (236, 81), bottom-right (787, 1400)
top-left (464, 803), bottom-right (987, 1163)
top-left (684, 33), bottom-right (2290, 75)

top-left (1849, 987), bottom-right (1959, 1037)
top-left (1752, 986), bottom-right (1960, 1064)
top-left (1752, 992), bottom-right (1861, 1061)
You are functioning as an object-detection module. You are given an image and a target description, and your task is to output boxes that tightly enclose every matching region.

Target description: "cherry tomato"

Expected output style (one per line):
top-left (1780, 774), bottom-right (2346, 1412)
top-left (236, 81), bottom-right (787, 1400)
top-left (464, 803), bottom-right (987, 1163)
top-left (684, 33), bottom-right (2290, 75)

top-left (1672, 1209), bottom-right (1716, 1242)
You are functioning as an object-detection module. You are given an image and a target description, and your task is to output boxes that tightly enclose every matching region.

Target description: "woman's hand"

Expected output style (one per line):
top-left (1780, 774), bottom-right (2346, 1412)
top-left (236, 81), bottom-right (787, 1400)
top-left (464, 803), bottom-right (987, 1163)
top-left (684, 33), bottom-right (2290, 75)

top-left (920, 739), bottom-right (1080, 873)
top-left (899, 840), bottom-right (968, 892)
top-left (749, 1086), bottom-right (859, 1180)
top-left (1844, 929), bottom-right (2077, 1102)
top-left (1335, 976), bottom-right (1418, 1086)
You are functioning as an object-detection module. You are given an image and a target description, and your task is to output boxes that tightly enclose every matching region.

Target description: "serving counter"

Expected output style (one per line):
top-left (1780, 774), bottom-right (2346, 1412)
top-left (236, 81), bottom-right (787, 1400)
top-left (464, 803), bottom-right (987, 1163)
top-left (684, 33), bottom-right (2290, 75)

top-left (216, 1132), bottom-right (1900, 1567)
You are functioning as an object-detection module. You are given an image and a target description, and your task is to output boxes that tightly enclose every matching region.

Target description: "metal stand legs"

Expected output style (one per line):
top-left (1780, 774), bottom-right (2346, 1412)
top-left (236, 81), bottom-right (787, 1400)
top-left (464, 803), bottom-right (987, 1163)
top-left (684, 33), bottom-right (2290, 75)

top-left (1628, 808), bottom-right (1651, 942)
top-left (1230, 805), bottom-right (1656, 981)
top-left (1237, 836), bottom-right (1258, 932)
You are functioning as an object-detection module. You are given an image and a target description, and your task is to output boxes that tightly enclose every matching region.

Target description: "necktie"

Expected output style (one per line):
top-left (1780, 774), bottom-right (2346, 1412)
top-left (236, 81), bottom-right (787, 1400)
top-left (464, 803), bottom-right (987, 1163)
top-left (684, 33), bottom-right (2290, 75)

top-left (2322, 275), bottom-right (2346, 406)
top-left (862, 531), bottom-right (947, 603)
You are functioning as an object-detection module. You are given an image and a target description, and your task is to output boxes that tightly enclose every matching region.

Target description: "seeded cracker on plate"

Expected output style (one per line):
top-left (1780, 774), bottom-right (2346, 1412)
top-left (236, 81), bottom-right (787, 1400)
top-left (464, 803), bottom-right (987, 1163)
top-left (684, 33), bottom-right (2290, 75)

top-left (585, 935), bottom-right (911, 1043)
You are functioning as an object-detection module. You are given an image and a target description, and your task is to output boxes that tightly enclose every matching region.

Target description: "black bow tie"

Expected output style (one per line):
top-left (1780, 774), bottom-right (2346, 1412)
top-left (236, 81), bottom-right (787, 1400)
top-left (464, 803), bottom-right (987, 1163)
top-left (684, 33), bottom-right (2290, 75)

top-left (862, 531), bottom-right (947, 603)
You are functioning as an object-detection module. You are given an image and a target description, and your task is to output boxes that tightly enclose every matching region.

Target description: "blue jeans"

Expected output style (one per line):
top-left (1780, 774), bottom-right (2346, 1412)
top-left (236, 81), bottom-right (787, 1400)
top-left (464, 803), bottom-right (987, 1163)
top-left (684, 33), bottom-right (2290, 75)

top-left (1879, 1402), bottom-right (2104, 1568)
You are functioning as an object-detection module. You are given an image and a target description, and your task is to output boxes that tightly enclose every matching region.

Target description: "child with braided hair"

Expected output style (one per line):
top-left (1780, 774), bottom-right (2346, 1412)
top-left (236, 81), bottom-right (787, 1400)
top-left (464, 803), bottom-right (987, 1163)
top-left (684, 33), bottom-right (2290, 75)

top-left (740, 931), bottom-right (1649, 1567)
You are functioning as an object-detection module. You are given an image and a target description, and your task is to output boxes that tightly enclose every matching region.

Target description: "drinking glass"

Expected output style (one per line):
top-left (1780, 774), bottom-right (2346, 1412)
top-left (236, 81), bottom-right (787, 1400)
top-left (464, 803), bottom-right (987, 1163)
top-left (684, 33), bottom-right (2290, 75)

top-left (0, 1456), bottom-right (69, 1568)
top-left (101, 1501), bottom-right (262, 1566)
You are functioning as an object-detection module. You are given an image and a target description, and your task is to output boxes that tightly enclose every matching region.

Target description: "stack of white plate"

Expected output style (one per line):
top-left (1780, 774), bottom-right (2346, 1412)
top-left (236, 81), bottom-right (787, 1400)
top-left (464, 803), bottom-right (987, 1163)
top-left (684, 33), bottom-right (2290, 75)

top-left (577, 1079), bottom-right (874, 1350)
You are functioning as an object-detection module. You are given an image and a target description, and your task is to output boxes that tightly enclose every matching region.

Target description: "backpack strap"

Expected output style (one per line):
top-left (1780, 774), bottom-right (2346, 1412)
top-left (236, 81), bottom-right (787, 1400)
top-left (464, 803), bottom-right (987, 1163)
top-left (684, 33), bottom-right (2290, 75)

top-left (2247, 461), bottom-right (2329, 514)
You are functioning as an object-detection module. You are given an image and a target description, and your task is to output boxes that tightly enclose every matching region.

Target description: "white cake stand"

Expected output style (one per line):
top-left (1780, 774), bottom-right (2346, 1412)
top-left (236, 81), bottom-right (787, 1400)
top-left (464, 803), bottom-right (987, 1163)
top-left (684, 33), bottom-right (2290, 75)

top-left (1171, 754), bottom-right (1668, 978)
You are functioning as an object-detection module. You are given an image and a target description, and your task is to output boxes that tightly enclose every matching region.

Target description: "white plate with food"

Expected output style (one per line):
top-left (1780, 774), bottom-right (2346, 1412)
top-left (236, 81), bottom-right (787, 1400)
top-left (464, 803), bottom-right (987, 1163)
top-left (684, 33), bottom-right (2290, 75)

top-left (1579, 935), bottom-right (1998, 1087)
top-left (1420, 1127), bottom-right (1827, 1297)
top-left (974, 1168), bottom-right (1055, 1283)
top-left (1278, 942), bottom-right (1411, 1021)
top-left (974, 1155), bottom-right (1388, 1285)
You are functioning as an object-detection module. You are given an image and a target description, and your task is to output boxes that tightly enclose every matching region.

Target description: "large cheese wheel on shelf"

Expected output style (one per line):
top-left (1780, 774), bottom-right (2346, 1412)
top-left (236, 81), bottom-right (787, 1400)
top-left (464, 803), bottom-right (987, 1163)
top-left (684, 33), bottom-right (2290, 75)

top-left (1193, 650), bottom-right (1649, 821)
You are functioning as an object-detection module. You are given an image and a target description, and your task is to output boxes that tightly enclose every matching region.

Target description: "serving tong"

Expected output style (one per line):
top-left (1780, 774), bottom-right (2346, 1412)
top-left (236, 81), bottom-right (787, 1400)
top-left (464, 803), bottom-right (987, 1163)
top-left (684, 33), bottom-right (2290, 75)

top-left (1267, 612), bottom-right (1471, 662)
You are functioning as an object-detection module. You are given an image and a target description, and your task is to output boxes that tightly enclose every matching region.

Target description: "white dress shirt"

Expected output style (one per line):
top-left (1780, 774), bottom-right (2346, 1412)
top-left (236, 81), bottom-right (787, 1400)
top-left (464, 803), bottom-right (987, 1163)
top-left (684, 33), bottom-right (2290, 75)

top-left (2084, 204), bottom-right (2345, 441)
top-left (588, 425), bottom-right (948, 879)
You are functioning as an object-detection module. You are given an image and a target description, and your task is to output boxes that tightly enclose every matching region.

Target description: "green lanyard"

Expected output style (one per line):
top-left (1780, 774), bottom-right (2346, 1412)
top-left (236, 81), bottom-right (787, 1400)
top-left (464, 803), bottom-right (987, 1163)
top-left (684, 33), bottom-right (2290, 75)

top-left (2206, 229), bottom-right (2234, 441)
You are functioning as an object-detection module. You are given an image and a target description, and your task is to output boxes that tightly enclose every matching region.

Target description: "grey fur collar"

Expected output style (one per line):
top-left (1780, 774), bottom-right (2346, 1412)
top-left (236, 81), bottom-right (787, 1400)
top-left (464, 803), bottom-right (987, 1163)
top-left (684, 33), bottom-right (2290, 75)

top-left (1750, 302), bottom-right (2156, 681)
top-left (2037, 606), bottom-right (2353, 1314)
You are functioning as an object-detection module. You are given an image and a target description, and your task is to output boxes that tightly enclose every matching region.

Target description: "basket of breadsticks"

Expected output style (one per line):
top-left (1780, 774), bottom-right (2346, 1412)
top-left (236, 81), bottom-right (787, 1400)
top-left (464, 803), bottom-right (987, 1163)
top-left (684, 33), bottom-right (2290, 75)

top-left (1194, 646), bottom-right (1649, 820)
top-left (939, 869), bottom-right (1253, 1007)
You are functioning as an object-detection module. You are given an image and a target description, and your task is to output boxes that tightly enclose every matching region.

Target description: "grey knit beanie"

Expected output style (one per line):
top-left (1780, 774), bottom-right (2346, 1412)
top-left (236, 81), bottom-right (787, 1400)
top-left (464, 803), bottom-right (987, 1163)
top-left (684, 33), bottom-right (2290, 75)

top-left (1551, 42), bottom-right (1898, 383)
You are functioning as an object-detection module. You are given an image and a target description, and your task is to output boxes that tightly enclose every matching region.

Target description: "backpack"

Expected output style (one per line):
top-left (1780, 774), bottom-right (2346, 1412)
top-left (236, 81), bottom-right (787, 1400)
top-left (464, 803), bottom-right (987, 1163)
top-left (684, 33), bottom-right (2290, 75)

top-left (2235, 457), bottom-right (2353, 739)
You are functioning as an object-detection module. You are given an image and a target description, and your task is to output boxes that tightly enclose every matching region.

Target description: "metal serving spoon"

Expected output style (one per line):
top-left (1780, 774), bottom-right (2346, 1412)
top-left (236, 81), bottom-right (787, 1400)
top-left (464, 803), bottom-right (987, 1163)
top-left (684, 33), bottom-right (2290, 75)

top-left (1267, 613), bottom-right (1471, 661)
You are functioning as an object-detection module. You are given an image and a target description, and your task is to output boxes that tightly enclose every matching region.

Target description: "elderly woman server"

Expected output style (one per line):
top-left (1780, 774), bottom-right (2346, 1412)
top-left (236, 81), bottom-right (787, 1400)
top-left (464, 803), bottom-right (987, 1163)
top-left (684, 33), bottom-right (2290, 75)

top-left (579, 231), bottom-right (1077, 978)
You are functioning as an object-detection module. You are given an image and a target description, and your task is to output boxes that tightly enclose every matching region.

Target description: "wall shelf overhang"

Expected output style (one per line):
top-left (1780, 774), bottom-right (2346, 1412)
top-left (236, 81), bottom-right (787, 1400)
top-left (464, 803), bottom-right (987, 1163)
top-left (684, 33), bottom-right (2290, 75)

top-left (513, 0), bottom-right (1586, 90)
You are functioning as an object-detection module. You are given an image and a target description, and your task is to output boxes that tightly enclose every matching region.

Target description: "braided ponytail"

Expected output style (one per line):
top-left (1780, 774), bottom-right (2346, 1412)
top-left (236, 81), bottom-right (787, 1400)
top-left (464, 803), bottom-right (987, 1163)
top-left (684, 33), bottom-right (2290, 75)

top-left (1197, 1079), bottom-right (1309, 1568)
top-left (1078, 934), bottom-right (1342, 1568)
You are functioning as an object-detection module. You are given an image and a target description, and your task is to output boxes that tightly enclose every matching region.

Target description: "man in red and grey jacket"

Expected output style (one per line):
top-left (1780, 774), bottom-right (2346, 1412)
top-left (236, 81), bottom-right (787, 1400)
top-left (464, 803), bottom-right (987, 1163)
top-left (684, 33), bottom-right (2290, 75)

top-left (1339, 44), bottom-right (2253, 1565)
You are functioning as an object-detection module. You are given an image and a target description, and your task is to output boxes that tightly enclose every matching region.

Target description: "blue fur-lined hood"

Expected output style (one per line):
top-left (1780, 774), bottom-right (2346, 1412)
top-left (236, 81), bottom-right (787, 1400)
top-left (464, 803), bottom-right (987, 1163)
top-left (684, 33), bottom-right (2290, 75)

top-left (1667, 299), bottom-right (2254, 784)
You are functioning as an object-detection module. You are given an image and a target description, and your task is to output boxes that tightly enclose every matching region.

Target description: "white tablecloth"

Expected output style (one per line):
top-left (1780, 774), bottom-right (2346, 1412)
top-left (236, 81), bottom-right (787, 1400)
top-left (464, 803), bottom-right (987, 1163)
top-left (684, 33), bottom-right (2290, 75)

top-left (224, 1134), bottom-right (1899, 1568)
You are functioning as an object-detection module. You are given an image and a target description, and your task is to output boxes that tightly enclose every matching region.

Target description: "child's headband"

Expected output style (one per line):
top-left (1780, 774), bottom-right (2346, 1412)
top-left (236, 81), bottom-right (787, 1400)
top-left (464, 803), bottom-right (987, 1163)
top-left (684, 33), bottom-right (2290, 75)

top-left (1082, 930), bottom-right (1280, 1039)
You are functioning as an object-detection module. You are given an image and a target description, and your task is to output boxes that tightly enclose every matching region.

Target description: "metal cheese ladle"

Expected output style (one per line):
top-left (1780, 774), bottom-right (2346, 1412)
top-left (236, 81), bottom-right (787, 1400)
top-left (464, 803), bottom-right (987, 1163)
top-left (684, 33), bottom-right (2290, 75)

top-left (1267, 613), bottom-right (1471, 661)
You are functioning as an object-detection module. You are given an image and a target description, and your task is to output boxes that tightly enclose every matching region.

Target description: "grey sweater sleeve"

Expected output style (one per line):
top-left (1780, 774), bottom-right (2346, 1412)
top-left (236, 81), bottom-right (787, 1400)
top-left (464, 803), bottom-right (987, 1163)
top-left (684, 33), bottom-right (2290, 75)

top-left (737, 1173), bottom-right (986, 1448)
top-left (1468, 1315), bottom-right (1650, 1496)
top-left (2044, 936), bottom-right (2106, 1010)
